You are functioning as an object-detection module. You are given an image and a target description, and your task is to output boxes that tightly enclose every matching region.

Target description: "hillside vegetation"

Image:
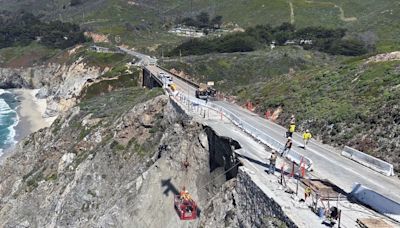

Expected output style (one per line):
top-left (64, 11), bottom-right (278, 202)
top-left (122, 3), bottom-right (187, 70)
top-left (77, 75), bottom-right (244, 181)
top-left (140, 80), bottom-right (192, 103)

top-left (1, 0), bottom-right (399, 52)
top-left (168, 23), bottom-right (367, 56)
top-left (0, 11), bottom-right (86, 49)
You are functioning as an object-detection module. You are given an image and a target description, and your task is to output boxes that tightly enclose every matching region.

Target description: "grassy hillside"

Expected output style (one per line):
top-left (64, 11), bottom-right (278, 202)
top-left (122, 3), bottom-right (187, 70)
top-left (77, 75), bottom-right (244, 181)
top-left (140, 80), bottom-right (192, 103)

top-left (0, 42), bottom-right (60, 67)
top-left (163, 47), bottom-right (340, 92)
top-left (1, 0), bottom-right (398, 52)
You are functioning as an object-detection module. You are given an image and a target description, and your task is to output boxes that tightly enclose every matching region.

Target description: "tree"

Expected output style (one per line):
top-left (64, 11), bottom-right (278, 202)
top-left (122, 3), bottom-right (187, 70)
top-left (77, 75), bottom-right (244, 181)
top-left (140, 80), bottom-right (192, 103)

top-left (196, 12), bottom-right (210, 28)
top-left (274, 31), bottom-right (291, 45)
top-left (181, 17), bottom-right (198, 27)
top-left (211, 15), bottom-right (223, 29)
top-left (329, 39), bottom-right (367, 56)
top-left (70, 0), bottom-right (82, 6)
top-left (277, 22), bottom-right (295, 32)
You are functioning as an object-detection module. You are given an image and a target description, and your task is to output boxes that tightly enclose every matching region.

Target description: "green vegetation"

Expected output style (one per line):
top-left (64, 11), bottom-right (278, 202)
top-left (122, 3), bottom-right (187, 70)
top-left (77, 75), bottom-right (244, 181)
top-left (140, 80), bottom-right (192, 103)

top-left (0, 11), bottom-right (87, 49)
top-left (45, 173), bottom-right (58, 181)
top-left (0, 0), bottom-right (399, 53)
top-left (163, 47), bottom-right (338, 92)
top-left (168, 23), bottom-right (367, 56)
top-left (79, 86), bottom-right (163, 119)
top-left (0, 42), bottom-right (60, 67)
top-left (83, 51), bottom-right (127, 67)
top-left (23, 167), bottom-right (43, 191)
top-left (241, 60), bottom-right (400, 168)
top-left (179, 12), bottom-right (223, 30)
top-left (80, 70), bottom-right (139, 100)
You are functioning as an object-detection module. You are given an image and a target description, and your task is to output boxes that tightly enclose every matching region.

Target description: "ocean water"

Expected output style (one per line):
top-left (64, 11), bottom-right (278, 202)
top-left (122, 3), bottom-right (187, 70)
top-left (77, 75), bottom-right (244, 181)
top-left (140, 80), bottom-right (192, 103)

top-left (0, 89), bottom-right (19, 154)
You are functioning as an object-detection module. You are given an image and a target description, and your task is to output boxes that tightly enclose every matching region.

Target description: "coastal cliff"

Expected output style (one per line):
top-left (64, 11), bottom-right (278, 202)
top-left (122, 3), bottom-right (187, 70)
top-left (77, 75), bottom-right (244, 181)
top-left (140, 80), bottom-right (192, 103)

top-left (0, 60), bottom-right (106, 117)
top-left (0, 82), bottom-right (291, 227)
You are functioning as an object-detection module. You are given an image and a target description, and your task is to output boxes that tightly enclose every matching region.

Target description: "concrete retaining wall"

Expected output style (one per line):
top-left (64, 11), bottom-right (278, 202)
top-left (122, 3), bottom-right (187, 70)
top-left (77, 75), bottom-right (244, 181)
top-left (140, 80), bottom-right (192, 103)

top-left (342, 146), bottom-right (394, 176)
top-left (351, 183), bottom-right (400, 222)
top-left (235, 167), bottom-right (298, 227)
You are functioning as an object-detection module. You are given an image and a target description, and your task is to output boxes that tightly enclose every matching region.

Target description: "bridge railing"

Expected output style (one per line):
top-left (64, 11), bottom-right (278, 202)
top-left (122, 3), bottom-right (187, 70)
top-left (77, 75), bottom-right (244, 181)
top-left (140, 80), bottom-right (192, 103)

top-left (176, 92), bottom-right (313, 171)
top-left (157, 65), bottom-right (200, 89)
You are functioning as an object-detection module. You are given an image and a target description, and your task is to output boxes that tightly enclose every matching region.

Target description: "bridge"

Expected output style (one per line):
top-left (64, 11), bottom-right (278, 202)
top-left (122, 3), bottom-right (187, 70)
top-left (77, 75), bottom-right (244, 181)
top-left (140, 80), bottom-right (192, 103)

top-left (119, 46), bottom-right (400, 226)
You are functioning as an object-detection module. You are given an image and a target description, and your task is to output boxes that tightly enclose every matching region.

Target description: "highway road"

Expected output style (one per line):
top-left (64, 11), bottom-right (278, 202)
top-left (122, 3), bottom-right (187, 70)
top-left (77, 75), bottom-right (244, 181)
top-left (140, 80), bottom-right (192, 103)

top-left (149, 65), bottom-right (400, 204)
top-left (122, 47), bottom-right (400, 224)
top-left (118, 47), bottom-right (157, 66)
top-left (143, 64), bottom-right (400, 226)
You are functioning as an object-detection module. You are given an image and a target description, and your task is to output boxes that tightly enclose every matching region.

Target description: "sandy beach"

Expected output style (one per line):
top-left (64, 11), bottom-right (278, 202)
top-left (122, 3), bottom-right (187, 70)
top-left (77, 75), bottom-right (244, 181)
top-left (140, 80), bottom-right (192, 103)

top-left (13, 89), bottom-right (54, 141)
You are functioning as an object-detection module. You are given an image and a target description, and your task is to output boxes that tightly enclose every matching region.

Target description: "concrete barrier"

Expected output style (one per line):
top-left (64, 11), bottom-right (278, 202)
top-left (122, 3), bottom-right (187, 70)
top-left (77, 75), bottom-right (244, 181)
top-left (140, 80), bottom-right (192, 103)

top-left (342, 146), bottom-right (394, 176)
top-left (350, 183), bottom-right (400, 222)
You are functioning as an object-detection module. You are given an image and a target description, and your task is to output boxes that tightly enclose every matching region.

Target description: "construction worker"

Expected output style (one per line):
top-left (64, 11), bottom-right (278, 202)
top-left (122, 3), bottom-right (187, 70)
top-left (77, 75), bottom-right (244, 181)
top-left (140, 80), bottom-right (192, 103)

top-left (303, 129), bottom-right (312, 149)
top-left (304, 187), bottom-right (312, 201)
top-left (268, 150), bottom-right (278, 174)
top-left (281, 137), bottom-right (293, 157)
top-left (286, 123), bottom-right (296, 138)
top-left (180, 187), bottom-right (192, 202)
top-left (290, 114), bottom-right (296, 124)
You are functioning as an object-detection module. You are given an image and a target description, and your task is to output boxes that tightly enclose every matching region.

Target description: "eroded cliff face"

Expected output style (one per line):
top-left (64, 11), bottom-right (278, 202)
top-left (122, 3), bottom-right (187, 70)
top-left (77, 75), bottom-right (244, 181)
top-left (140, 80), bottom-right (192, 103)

top-left (0, 89), bottom-right (244, 227)
top-left (0, 79), bottom-right (293, 227)
top-left (0, 59), bottom-right (107, 117)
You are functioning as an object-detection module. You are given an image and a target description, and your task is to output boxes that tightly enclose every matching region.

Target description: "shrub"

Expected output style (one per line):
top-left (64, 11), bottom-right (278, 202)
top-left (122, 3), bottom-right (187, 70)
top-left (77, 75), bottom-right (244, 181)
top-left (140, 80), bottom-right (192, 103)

top-left (168, 23), bottom-right (369, 56)
top-left (70, 0), bottom-right (82, 6)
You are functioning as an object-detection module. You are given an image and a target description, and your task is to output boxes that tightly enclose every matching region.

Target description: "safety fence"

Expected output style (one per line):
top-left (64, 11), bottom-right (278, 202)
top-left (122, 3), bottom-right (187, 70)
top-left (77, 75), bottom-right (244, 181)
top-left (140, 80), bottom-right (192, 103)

top-left (174, 92), bottom-right (314, 171)
top-left (342, 146), bottom-right (395, 176)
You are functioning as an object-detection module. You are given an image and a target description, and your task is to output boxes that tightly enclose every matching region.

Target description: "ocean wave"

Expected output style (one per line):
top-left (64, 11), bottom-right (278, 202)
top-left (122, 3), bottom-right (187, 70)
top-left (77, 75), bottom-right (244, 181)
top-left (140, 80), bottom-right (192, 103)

top-left (6, 109), bottom-right (19, 146)
top-left (0, 89), bottom-right (11, 96)
top-left (0, 98), bottom-right (19, 147)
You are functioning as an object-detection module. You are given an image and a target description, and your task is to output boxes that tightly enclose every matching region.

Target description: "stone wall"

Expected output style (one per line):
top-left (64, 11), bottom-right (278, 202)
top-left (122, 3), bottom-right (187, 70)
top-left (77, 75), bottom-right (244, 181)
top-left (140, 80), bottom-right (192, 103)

top-left (235, 168), bottom-right (297, 228)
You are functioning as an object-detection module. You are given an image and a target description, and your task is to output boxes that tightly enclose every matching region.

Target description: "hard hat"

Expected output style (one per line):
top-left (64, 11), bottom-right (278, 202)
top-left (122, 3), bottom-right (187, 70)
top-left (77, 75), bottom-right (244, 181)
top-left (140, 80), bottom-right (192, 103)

top-left (306, 129), bottom-right (310, 133)
top-left (288, 137), bottom-right (292, 140)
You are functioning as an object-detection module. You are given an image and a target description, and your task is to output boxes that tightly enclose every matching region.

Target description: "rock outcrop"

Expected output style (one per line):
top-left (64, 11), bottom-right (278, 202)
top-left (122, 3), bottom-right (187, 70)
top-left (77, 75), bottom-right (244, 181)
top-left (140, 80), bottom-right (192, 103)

top-left (0, 89), bottom-right (243, 227)
top-left (0, 60), bottom-right (106, 117)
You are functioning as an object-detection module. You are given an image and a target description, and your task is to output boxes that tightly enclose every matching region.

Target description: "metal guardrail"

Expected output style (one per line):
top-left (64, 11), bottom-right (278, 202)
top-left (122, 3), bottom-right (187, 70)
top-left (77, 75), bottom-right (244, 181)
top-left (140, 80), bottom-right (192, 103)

top-left (175, 92), bottom-right (313, 171)
top-left (157, 65), bottom-right (200, 89)
top-left (153, 65), bottom-right (314, 171)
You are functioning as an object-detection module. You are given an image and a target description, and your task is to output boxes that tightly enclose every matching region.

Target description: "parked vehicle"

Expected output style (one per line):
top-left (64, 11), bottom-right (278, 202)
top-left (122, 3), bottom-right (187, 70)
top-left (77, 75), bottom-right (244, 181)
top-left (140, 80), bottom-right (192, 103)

top-left (195, 83), bottom-right (216, 100)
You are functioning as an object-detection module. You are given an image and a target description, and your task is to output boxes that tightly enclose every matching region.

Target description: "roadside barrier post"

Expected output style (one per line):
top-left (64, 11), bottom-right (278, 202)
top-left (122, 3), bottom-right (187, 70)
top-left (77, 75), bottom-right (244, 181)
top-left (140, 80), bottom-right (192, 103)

top-left (290, 162), bottom-right (295, 177)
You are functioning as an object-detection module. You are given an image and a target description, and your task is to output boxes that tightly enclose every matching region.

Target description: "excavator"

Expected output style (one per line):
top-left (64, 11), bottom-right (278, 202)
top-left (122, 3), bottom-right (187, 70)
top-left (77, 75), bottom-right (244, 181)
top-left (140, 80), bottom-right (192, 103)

top-left (195, 83), bottom-right (216, 100)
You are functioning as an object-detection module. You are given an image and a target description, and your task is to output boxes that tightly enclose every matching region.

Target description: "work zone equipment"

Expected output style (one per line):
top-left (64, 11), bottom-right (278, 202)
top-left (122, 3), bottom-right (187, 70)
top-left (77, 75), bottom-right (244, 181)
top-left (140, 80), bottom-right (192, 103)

top-left (195, 83), bottom-right (216, 100)
top-left (169, 83), bottom-right (177, 91)
top-left (174, 195), bottom-right (198, 220)
top-left (173, 159), bottom-right (242, 221)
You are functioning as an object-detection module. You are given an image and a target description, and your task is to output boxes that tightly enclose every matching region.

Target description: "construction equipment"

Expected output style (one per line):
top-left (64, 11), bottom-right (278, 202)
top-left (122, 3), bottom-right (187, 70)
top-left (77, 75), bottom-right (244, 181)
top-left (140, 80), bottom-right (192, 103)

top-left (175, 188), bottom-right (197, 220)
top-left (195, 83), bottom-right (216, 100)
top-left (169, 83), bottom-right (177, 91)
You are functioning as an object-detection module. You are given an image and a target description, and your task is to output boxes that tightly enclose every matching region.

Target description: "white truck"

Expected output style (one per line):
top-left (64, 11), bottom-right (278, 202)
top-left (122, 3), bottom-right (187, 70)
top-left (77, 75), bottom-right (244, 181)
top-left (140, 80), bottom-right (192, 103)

top-left (164, 74), bottom-right (173, 86)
